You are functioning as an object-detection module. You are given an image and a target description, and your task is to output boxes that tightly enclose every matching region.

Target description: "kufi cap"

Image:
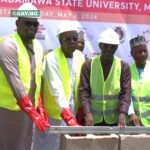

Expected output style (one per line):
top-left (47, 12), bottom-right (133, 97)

top-left (98, 28), bottom-right (120, 45)
top-left (17, 3), bottom-right (40, 18)
top-left (57, 21), bottom-right (78, 37)
top-left (130, 35), bottom-right (146, 49)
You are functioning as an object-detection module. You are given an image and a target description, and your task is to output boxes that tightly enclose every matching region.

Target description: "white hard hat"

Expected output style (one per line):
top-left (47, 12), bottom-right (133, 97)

top-left (98, 28), bottom-right (120, 45)
top-left (17, 3), bottom-right (39, 18)
top-left (18, 3), bottom-right (38, 11)
top-left (57, 21), bottom-right (78, 37)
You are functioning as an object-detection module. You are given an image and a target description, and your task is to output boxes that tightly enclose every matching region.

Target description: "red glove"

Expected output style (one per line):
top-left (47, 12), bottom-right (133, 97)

top-left (60, 108), bottom-right (80, 126)
top-left (17, 96), bottom-right (49, 132)
top-left (37, 96), bottom-right (50, 127)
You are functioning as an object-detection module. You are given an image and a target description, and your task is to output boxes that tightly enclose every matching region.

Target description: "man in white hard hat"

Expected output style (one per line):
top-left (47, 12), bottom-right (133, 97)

top-left (78, 28), bottom-right (131, 127)
top-left (32, 21), bottom-right (85, 150)
top-left (0, 3), bottom-right (49, 150)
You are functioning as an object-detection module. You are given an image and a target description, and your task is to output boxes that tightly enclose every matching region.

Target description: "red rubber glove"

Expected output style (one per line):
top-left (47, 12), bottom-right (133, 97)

top-left (17, 96), bottom-right (49, 132)
top-left (37, 96), bottom-right (50, 127)
top-left (60, 108), bottom-right (80, 126)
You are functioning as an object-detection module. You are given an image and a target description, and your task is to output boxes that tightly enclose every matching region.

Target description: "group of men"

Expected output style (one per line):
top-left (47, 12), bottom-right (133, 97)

top-left (0, 2), bottom-right (149, 150)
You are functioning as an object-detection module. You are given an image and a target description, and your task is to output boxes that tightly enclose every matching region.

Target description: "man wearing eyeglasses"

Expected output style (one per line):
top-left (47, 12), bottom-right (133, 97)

top-left (0, 3), bottom-right (49, 150)
top-left (79, 28), bottom-right (131, 127)
top-left (32, 21), bottom-right (85, 150)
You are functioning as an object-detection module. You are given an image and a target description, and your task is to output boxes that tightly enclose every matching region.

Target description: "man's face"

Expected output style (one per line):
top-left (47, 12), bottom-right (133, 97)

top-left (77, 39), bottom-right (85, 52)
top-left (99, 43), bottom-right (118, 60)
top-left (131, 44), bottom-right (148, 65)
top-left (16, 17), bottom-right (39, 40)
top-left (59, 31), bottom-right (78, 58)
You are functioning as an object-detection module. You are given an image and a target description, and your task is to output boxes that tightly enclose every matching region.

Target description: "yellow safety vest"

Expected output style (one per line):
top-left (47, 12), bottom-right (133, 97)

top-left (90, 56), bottom-right (121, 124)
top-left (0, 37), bottom-right (3, 43)
top-left (43, 48), bottom-right (85, 120)
top-left (0, 32), bottom-right (43, 110)
top-left (130, 61), bottom-right (150, 126)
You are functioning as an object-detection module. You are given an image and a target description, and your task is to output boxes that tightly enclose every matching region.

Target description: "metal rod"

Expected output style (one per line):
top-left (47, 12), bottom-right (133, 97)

top-left (45, 126), bottom-right (150, 135)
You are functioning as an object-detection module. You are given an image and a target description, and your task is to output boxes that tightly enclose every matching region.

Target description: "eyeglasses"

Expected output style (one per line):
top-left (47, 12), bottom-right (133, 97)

top-left (23, 21), bottom-right (39, 28)
top-left (102, 43), bottom-right (118, 49)
top-left (62, 37), bottom-right (78, 42)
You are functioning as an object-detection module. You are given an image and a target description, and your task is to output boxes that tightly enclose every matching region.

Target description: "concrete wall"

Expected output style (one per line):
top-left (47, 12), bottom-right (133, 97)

top-left (120, 134), bottom-right (150, 150)
top-left (60, 134), bottom-right (119, 150)
top-left (60, 134), bottom-right (150, 150)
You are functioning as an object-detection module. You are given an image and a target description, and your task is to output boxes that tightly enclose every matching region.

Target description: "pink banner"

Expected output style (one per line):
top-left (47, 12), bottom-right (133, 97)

top-left (0, 0), bottom-right (150, 24)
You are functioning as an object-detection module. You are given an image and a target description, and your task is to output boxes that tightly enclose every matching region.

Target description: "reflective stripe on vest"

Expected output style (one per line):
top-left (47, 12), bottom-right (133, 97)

top-left (130, 61), bottom-right (150, 126)
top-left (132, 96), bottom-right (150, 102)
top-left (0, 32), bottom-right (43, 110)
top-left (91, 94), bottom-right (119, 101)
top-left (90, 56), bottom-right (121, 124)
top-left (43, 48), bottom-right (85, 120)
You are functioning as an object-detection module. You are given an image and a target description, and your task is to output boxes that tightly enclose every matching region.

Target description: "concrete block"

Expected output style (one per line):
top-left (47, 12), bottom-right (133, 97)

top-left (60, 134), bottom-right (119, 150)
top-left (120, 134), bottom-right (150, 150)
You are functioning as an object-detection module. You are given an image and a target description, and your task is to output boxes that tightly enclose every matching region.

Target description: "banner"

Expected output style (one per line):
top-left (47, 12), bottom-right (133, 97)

top-left (0, 0), bottom-right (150, 63)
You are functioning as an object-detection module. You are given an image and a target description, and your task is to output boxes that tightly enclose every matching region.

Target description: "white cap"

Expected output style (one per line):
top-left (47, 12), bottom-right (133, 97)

top-left (57, 21), bottom-right (78, 37)
top-left (130, 35), bottom-right (146, 49)
top-left (17, 3), bottom-right (39, 18)
top-left (98, 28), bottom-right (120, 45)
